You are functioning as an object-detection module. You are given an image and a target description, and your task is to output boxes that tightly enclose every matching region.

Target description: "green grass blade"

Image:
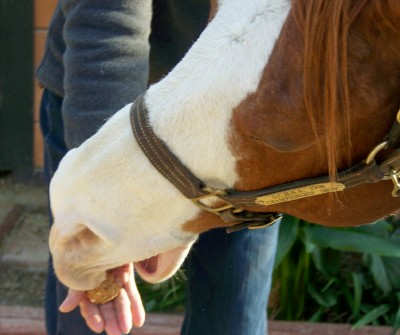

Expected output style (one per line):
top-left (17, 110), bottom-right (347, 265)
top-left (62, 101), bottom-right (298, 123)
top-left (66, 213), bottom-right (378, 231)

top-left (381, 258), bottom-right (400, 291)
top-left (351, 272), bottom-right (362, 320)
top-left (274, 215), bottom-right (300, 269)
top-left (365, 254), bottom-right (392, 295)
top-left (307, 282), bottom-right (337, 308)
top-left (352, 304), bottom-right (391, 329)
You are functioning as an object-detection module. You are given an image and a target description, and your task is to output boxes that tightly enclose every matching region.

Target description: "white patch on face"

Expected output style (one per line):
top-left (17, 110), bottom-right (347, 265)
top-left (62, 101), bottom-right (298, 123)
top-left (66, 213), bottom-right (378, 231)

top-left (50, 105), bottom-right (200, 289)
top-left (49, 0), bottom-right (291, 289)
top-left (146, 0), bottom-right (290, 189)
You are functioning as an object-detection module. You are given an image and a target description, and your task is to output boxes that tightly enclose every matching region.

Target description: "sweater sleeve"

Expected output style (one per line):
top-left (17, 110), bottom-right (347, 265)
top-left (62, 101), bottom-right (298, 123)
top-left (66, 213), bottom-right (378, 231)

top-left (59, 0), bottom-right (151, 148)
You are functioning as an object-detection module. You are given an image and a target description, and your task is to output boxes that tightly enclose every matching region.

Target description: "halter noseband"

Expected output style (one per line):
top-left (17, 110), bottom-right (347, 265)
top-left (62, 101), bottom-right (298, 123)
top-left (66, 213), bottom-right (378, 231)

top-left (130, 95), bottom-right (400, 233)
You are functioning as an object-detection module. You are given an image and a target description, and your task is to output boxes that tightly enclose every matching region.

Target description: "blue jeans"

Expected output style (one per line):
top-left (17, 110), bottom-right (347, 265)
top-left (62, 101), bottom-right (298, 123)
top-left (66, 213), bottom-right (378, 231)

top-left (40, 88), bottom-right (280, 335)
top-left (181, 226), bottom-right (279, 335)
top-left (40, 89), bottom-right (97, 335)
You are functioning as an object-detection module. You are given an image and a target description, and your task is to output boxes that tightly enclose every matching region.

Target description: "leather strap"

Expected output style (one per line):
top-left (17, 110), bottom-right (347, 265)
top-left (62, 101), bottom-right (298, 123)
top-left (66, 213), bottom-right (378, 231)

top-left (130, 95), bottom-right (282, 231)
top-left (130, 95), bottom-right (400, 232)
top-left (385, 112), bottom-right (400, 148)
top-left (130, 95), bottom-right (207, 199)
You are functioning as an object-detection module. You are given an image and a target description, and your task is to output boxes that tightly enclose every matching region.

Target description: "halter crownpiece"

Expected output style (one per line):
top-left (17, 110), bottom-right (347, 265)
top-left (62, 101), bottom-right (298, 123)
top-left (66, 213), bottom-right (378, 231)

top-left (130, 95), bottom-right (400, 233)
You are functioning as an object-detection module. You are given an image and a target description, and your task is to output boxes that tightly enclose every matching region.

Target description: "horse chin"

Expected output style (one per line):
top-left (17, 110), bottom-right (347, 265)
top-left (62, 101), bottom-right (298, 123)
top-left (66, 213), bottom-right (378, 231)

top-left (133, 243), bottom-right (193, 284)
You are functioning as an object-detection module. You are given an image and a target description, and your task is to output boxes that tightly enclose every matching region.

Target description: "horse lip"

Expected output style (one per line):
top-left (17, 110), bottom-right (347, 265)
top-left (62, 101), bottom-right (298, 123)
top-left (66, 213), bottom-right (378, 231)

top-left (133, 254), bottom-right (163, 283)
top-left (135, 255), bottom-right (159, 275)
top-left (133, 243), bottom-right (194, 283)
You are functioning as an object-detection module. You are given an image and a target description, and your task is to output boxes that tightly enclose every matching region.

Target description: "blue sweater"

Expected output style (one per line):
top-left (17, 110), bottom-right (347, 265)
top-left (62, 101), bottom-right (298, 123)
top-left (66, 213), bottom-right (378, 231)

top-left (37, 0), bottom-right (209, 148)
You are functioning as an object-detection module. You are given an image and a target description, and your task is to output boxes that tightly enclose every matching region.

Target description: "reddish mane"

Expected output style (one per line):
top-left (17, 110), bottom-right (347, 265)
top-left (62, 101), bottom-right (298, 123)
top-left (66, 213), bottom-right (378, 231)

top-left (292, 0), bottom-right (400, 179)
top-left (230, 0), bottom-right (400, 226)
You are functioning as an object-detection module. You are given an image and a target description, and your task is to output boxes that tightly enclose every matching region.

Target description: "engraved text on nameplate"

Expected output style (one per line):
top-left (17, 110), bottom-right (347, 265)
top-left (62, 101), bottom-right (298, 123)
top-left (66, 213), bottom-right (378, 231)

top-left (255, 182), bottom-right (346, 206)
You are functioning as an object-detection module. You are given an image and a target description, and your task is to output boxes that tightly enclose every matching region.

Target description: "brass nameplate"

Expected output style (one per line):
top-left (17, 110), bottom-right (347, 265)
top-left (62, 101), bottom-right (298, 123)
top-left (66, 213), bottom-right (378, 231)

top-left (255, 182), bottom-right (346, 206)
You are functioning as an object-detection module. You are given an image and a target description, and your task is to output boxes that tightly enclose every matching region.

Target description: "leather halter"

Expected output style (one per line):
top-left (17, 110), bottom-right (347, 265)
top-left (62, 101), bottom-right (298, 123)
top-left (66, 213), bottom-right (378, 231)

top-left (130, 95), bottom-right (400, 233)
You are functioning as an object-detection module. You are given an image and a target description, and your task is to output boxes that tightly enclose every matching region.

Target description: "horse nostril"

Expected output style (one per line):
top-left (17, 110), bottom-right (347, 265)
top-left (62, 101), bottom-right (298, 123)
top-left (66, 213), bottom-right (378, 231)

top-left (60, 226), bottom-right (102, 252)
top-left (50, 222), bottom-right (102, 255)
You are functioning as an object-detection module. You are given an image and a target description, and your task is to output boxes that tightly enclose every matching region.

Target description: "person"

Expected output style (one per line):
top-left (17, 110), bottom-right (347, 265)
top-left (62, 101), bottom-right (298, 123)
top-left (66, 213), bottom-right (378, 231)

top-left (37, 1), bottom-right (280, 334)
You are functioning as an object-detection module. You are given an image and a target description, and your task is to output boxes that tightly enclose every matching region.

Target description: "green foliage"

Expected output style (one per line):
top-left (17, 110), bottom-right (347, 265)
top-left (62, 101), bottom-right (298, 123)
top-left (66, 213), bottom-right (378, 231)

top-left (270, 215), bottom-right (400, 331)
top-left (137, 269), bottom-right (187, 312)
top-left (136, 215), bottom-right (400, 331)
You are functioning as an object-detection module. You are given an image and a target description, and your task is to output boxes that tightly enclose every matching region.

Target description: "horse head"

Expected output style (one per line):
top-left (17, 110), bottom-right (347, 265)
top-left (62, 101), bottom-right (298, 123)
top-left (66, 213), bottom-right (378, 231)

top-left (49, 0), bottom-right (400, 291)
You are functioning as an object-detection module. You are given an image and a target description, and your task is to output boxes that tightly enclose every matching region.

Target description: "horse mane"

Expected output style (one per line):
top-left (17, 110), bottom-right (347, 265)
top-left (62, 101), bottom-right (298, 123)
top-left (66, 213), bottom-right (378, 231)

top-left (291, 0), bottom-right (399, 180)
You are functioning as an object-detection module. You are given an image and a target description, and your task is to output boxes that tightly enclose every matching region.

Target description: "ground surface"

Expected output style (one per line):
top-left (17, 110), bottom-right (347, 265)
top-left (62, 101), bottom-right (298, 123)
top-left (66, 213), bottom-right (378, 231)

top-left (0, 175), bottom-right (48, 307)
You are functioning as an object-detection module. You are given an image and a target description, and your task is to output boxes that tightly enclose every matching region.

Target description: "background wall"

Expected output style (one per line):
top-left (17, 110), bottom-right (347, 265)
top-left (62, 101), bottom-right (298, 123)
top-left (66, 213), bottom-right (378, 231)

top-left (33, 0), bottom-right (57, 169)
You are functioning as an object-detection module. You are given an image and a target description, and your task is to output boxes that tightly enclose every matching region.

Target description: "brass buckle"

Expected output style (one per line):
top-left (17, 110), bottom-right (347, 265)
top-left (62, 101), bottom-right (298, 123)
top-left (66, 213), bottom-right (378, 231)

top-left (365, 135), bottom-right (400, 197)
top-left (248, 214), bottom-right (282, 230)
top-left (191, 187), bottom-right (237, 215)
top-left (225, 212), bottom-right (282, 233)
top-left (389, 169), bottom-right (400, 197)
top-left (366, 141), bottom-right (388, 165)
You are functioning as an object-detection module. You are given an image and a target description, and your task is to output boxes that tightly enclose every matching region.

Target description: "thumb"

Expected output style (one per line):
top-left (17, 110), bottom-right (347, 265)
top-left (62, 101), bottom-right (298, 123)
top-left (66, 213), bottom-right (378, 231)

top-left (59, 289), bottom-right (85, 313)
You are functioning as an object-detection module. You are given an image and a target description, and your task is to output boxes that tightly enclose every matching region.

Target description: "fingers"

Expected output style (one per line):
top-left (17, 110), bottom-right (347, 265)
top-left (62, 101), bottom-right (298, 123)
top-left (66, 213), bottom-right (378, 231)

top-left (81, 293), bottom-right (131, 335)
top-left (58, 264), bottom-right (145, 335)
top-left (60, 289), bottom-right (105, 334)
top-left (114, 289), bottom-right (133, 334)
top-left (91, 288), bottom-right (135, 335)
top-left (99, 298), bottom-right (125, 335)
top-left (126, 268), bottom-right (146, 327)
top-left (59, 289), bottom-right (85, 313)
top-left (114, 263), bottom-right (146, 327)
top-left (113, 263), bottom-right (131, 285)
top-left (79, 299), bottom-right (104, 334)
top-left (61, 293), bottom-right (128, 335)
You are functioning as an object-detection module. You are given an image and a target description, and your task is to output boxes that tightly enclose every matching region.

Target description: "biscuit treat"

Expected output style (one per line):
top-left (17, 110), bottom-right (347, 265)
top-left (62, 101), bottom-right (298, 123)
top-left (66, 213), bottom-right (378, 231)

top-left (85, 273), bottom-right (121, 304)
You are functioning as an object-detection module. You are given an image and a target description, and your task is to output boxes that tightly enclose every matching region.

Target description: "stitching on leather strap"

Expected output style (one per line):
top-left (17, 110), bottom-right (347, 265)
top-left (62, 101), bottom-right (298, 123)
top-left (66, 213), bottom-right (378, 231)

top-left (131, 96), bottom-right (203, 198)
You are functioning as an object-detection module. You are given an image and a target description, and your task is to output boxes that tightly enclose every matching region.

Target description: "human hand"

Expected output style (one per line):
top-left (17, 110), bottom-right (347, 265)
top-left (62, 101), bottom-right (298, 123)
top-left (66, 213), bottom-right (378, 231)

top-left (59, 263), bottom-right (145, 334)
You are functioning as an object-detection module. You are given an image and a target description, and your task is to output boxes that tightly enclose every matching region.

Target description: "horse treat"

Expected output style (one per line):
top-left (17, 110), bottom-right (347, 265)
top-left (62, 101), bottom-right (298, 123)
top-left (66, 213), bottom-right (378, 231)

top-left (85, 273), bottom-right (121, 304)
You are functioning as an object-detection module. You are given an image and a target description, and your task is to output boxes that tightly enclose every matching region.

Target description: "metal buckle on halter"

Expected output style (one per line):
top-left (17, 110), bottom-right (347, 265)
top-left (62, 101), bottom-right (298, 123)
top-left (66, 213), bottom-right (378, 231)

top-left (366, 141), bottom-right (389, 165)
top-left (248, 213), bottom-right (282, 230)
top-left (191, 187), bottom-right (281, 232)
top-left (191, 187), bottom-right (239, 214)
top-left (365, 140), bottom-right (400, 197)
top-left (224, 212), bottom-right (282, 233)
top-left (388, 169), bottom-right (400, 197)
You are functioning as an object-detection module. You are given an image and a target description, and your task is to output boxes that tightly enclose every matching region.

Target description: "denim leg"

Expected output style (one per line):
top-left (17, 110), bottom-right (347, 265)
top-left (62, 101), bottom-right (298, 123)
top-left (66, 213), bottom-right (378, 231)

top-left (181, 223), bottom-right (280, 335)
top-left (40, 89), bottom-right (107, 335)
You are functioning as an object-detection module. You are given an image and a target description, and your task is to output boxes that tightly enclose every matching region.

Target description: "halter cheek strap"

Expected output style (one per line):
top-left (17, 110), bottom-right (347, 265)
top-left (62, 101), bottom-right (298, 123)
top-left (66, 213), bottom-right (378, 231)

top-left (130, 94), bottom-right (400, 233)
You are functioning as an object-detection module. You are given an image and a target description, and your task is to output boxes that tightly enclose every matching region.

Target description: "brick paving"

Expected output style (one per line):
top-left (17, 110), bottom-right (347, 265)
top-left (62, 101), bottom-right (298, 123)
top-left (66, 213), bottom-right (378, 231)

top-left (0, 306), bottom-right (396, 335)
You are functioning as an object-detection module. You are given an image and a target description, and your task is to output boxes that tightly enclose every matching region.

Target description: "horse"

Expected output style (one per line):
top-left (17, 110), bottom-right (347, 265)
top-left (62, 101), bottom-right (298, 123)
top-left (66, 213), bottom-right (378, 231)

top-left (49, 0), bottom-right (400, 291)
